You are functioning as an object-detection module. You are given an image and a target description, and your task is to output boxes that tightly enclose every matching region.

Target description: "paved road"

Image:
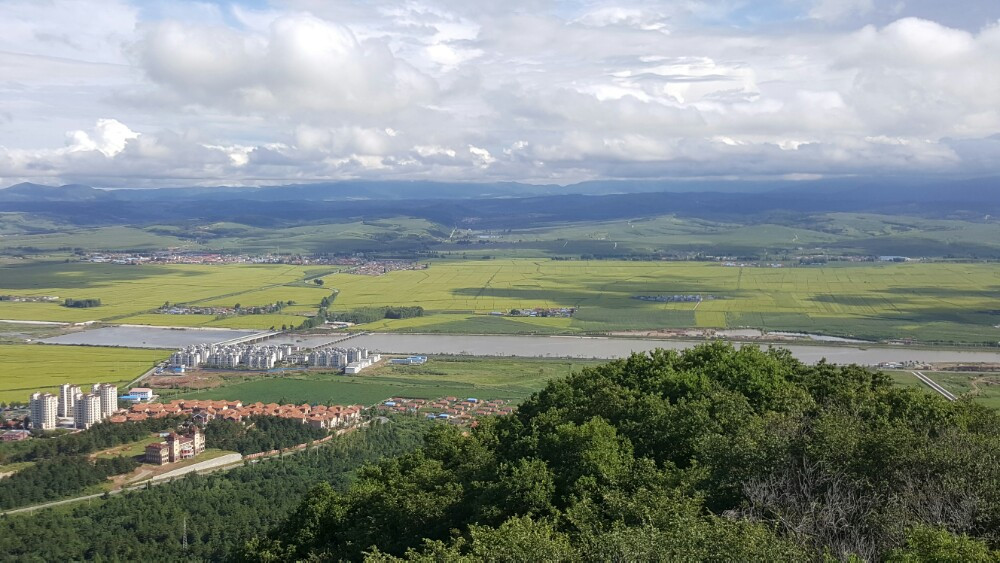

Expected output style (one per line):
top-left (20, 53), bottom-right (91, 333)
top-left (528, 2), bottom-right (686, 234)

top-left (912, 371), bottom-right (957, 401)
top-left (149, 453), bottom-right (243, 482)
top-left (0, 453), bottom-right (244, 516)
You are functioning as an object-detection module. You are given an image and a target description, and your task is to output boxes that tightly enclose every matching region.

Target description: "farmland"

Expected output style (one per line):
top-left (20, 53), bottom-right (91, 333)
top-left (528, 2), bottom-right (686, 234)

top-left (0, 260), bottom-right (336, 329)
top-left (1, 258), bottom-right (998, 345)
top-left (323, 259), bottom-right (1000, 345)
top-left (0, 345), bottom-right (167, 404)
top-left (161, 356), bottom-right (600, 405)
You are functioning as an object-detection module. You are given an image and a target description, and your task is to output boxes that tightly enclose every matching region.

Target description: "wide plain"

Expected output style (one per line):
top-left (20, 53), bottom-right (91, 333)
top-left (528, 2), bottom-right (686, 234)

top-left (1, 258), bottom-right (999, 344)
top-left (323, 259), bottom-right (1000, 344)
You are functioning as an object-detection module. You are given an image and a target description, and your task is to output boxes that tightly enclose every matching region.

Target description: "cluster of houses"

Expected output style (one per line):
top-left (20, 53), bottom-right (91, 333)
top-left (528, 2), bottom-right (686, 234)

top-left (120, 399), bottom-right (364, 429)
top-left (632, 294), bottom-right (711, 303)
top-left (170, 343), bottom-right (296, 371)
top-left (345, 259), bottom-right (428, 276)
top-left (376, 396), bottom-right (515, 425)
top-left (168, 343), bottom-right (380, 374)
top-left (493, 307), bottom-right (576, 318)
top-left (157, 303), bottom-right (286, 316)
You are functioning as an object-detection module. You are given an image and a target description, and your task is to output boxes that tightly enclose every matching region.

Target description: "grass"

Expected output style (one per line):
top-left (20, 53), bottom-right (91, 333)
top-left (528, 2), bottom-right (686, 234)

top-left (94, 435), bottom-right (164, 460)
top-left (0, 345), bottom-right (167, 403)
top-left (161, 356), bottom-right (602, 405)
top-left (0, 461), bottom-right (35, 475)
top-left (887, 370), bottom-right (1000, 409)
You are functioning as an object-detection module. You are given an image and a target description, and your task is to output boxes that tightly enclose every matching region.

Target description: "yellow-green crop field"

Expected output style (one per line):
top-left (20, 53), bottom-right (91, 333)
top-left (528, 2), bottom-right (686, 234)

top-left (0, 261), bottom-right (336, 329)
top-left (2, 259), bottom-right (999, 344)
top-left (0, 345), bottom-right (168, 403)
top-left (322, 260), bottom-right (1000, 344)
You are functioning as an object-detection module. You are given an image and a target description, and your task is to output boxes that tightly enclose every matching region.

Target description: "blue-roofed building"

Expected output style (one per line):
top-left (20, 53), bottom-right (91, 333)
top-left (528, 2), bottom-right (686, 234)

top-left (390, 356), bottom-right (428, 365)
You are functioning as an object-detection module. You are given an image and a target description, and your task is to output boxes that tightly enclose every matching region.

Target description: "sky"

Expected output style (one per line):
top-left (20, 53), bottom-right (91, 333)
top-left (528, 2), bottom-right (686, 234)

top-left (0, 0), bottom-right (999, 187)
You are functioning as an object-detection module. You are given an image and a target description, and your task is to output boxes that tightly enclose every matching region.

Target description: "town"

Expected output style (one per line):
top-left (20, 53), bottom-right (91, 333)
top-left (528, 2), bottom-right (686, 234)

top-left (168, 343), bottom-right (381, 373)
top-left (83, 251), bottom-right (428, 276)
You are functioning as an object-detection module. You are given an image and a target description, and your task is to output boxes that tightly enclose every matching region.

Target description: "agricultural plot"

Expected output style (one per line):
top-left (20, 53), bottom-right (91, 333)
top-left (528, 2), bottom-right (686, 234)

top-left (324, 260), bottom-right (1000, 345)
top-left (0, 261), bottom-right (322, 328)
top-left (0, 345), bottom-right (167, 404)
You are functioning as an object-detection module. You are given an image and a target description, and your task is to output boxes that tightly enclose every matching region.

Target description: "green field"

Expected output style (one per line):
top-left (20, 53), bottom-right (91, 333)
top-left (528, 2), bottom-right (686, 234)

top-left (0, 218), bottom-right (443, 256)
top-left (2, 258), bottom-right (998, 345)
top-left (166, 356), bottom-right (599, 405)
top-left (0, 261), bottom-right (336, 329)
top-left (0, 345), bottom-right (168, 404)
top-left (887, 370), bottom-right (1000, 410)
top-left (321, 259), bottom-right (1000, 345)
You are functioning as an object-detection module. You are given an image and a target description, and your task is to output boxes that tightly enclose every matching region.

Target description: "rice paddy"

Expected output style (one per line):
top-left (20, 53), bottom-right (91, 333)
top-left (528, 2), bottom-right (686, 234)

top-left (0, 345), bottom-right (168, 404)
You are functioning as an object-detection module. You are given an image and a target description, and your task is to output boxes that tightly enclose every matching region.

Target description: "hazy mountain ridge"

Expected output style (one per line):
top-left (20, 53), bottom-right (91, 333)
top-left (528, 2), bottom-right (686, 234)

top-left (1, 178), bottom-right (996, 229)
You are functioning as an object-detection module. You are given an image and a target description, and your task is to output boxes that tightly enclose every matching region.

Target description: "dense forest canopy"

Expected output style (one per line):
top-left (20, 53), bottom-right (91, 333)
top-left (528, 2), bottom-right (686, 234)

top-left (0, 420), bottom-right (430, 561)
top-left (245, 343), bottom-right (1000, 561)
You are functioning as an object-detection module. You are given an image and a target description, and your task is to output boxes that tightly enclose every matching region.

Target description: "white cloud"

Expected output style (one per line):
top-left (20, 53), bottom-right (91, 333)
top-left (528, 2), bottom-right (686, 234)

top-left (133, 13), bottom-right (438, 116)
top-left (1, 1), bottom-right (1000, 186)
top-left (66, 118), bottom-right (139, 157)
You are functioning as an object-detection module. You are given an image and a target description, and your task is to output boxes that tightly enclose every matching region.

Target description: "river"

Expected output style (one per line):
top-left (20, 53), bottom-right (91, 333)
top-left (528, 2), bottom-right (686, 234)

top-left (347, 333), bottom-right (1000, 366)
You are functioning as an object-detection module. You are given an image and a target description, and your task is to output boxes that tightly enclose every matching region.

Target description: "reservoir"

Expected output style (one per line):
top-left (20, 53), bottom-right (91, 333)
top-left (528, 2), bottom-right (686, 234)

top-left (348, 333), bottom-right (1000, 366)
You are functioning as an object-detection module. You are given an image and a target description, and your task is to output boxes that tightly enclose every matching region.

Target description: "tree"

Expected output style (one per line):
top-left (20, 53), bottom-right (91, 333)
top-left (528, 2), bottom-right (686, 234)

top-left (313, 279), bottom-right (324, 286)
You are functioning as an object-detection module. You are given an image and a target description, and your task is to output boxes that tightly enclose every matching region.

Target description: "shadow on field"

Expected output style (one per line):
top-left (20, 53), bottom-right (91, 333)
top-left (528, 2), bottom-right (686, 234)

top-left (0, 261), bottom-right (211, 290)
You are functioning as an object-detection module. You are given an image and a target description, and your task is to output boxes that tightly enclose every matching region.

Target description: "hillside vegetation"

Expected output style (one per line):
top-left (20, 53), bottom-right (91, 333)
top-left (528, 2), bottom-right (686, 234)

top-left (246, 343), bottom-right (1000, 561)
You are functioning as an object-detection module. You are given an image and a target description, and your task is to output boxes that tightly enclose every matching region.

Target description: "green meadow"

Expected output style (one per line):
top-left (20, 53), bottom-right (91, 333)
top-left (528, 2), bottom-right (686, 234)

top-left (0, 345), bottom-right (168, 404)
top-left (166, 356), bottom-right (599, 405)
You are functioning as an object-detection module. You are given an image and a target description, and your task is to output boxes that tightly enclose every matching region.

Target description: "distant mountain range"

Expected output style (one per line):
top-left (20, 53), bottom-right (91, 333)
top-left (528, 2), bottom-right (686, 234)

top-left (0, 177), bottom-right (996, 228)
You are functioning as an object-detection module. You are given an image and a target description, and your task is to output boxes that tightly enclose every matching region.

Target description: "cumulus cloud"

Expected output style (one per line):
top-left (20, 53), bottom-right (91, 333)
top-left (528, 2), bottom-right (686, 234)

top-left (133, 13), bottom-right (437, 116)
top-left (2, 1), bottom-right (1000, 186)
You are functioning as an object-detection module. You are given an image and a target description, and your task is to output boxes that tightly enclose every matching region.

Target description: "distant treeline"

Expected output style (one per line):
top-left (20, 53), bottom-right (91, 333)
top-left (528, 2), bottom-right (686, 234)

top-left (297, 305), bottom-right (423, 330)
top-left (63, 298), bottom-right (101, 308)
top-left (328, 306), bottom-right (424, 325)
top-left (0, 455), bottom-right (138, 510)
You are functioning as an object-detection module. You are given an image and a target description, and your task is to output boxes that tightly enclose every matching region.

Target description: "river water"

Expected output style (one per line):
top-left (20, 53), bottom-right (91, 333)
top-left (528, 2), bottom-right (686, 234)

top-left (40, 326), bottom-right (261, 348)
top-left (37, 326), bottom-right (1000, 365)
top-left (347, 333), bottom-right (1000, 366)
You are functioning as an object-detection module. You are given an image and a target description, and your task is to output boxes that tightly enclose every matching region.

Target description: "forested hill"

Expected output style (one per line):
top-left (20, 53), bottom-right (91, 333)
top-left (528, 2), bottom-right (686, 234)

top-left (244, 343), bottom-right (1000, 561)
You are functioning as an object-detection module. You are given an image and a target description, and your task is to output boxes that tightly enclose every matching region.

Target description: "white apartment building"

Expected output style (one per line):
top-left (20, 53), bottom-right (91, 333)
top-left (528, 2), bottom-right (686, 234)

top-left (29, 392), bottom-right (58, 430)
top-left (75, 393), bottom-right (102, 429)
top-left (58, 383), bottom-right (82, 418)
top-left (96, 383), bottom-right (118, 418)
